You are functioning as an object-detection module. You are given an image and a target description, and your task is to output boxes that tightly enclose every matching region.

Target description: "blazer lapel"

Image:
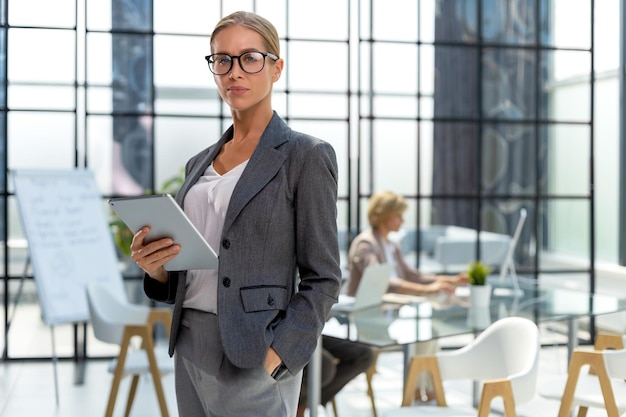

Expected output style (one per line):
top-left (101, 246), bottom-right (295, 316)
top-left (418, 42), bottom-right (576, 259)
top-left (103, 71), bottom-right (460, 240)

top-left (222, 113), bottom-right (289, 233)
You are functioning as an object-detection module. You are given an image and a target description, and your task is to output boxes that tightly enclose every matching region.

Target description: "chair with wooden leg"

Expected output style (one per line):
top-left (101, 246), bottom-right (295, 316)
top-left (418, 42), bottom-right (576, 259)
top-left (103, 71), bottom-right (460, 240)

top-left (539, 332), bottom-right (626, 417)
top-left (86, 281), bottom-right (174, 417)
top-left (383, 317), bottom-right (540, 417)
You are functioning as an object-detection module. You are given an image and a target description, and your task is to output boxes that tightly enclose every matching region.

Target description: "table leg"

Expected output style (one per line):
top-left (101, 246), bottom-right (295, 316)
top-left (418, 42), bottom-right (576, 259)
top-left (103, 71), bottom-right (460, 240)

top-left (307, 336), bottom-right (323, 417)
top-left (566, 317), bottom-right (579, 364)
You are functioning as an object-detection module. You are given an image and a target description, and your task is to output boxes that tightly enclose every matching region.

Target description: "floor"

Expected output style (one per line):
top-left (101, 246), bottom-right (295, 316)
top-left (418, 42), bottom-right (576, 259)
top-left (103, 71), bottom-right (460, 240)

top-left (0, 337), bottom-right (615, 417)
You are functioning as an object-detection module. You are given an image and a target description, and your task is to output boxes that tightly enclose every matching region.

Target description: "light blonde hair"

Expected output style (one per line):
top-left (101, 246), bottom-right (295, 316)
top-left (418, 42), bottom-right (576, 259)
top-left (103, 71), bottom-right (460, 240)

top-left (210, 11), bottom-right (281, 58)
top-left (367, 191), bottom-right (407, 228)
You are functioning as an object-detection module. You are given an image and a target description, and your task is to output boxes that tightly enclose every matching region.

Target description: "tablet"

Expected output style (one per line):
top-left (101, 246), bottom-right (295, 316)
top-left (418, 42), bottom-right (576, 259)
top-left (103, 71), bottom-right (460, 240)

top-left (108, 194), bottom-right (218, 271)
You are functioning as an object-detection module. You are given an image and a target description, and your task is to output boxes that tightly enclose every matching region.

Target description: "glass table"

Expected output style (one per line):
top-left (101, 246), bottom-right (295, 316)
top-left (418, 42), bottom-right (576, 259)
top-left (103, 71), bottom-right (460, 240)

top-left (305, 283), bottom-right (626, 416)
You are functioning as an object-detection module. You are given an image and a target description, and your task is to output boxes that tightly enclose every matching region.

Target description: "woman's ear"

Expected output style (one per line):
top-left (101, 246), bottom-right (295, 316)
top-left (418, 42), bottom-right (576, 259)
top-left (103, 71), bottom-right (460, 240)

top-left (272, 58), bottom-right (284, 82)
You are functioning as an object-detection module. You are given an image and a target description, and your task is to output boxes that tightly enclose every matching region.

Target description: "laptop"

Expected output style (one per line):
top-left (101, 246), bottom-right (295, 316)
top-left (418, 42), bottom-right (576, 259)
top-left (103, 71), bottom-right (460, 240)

top-left (332, 263), bottom-right (393, 313)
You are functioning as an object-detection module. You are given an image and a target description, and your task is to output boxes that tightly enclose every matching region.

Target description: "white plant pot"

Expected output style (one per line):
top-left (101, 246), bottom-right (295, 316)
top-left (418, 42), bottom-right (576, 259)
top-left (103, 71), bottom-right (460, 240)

top-left (467, 284), bottom-right (492, 329)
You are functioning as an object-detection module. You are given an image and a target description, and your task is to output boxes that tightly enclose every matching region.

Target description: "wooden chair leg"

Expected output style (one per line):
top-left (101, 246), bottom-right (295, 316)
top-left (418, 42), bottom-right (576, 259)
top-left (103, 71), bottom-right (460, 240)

top-left (576, 406), bottom-right (589, 417)
top-left (142, 327), bottom-right (170, 417)
top-left (478, 379), bottom-right (516, 417)
top-left (331, 397), bottom-right (338, 417)
top-left (105, 330), bottom-right (133, 417)
top-left (365, 370), bottom-right (377, 417)
top-left (123, 375), bottom-right (140, 417)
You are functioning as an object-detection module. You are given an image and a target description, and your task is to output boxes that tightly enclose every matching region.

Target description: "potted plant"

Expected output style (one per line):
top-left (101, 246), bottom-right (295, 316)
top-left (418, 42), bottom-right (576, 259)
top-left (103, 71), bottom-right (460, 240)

top-left (466, 261), bottom-right (493, 328)
top-left (467, 261), bottom-right (491, 286)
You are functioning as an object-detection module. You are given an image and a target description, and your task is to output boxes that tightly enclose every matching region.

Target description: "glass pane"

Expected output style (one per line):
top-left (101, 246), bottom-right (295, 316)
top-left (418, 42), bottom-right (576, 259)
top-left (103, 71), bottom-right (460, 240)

top-left (86, 115), bottom-right (153, 195)
top-left (372, 42), bottom-right (417, 94)
top-left (431, 122), bottom-right (480, 195)
top-left (8, 85), bottom-right (74, 110)
top-left (433, 46), bottom-right (480, 119)
top-left (287, 120), bottom-right (349, 197)
top-left (0, 29), bottom-right (5, 105)
top-left (548, 79), bottom-right (591, 122)
top-left (419, 121), bottom-right (434, 195)
top-left (8, 112), bottom-right (75, 170)
top-left (288, 0), bottom-right (348, 40)
top-left (154, 35), bottom-right (212, 90)
top-left (420, 45), bottom-right (435, 96)
top-left (434, 0), bottom-right (478, 44)
top-left (155, 86), bottom-right (221, 116)
top-left (154, 0), bottom-right (219, 35)
top-left (289, 93), bottom-right (348, 119)
top-left (419, 0), bottom-right (436, 42)
top-left (371, 119), bottom-right (417, 194)
top-left (8, 29), bottom-right (75, 83)
top-left (9, 0), bottom-right (75, 28)
top-left (546, 0), bottom-right (591, 49)
top-left (547, 49), bottom-right (592, 84)
top-left (482, 123), bottom-right (537, 196)
top-left (545, 124), bottom-right (590, 195)
top-left (487, 200), bottom-right (535, 275)
top-left (154, 117), bottom-right (222, 191)
top-left (371, 0), bottom-right (417, 41)
top-left (111, 34), bottom-right (153, 114)
top-left (87, 86), bottom-right (113, 113)
top-left (256, 0), bottom-right (287, 37)
top-left (538, 199), bottom-right (591, 271)
top-left (482, 48), bottom-right (536, 119)
top-left (288, 41), bottom-right (348, 92)
top-left (594, 0), bottom-right (620, 72)
top-left (481, 0), bottom-right (537, 46)
top-left (86, 33), bottom-right (113, 85)
top-left (429, 197), bottom-right (479, 231)
top-left (111, 0), bottom-right (152, 32)
top-left (0, 114), bottom-right (5, 193)
top-left (372, 96), bottom-right (416, 119)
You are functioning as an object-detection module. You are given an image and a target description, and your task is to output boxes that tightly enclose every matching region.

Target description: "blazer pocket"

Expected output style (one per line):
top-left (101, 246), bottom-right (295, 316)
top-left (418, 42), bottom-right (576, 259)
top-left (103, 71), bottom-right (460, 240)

top-left (240, 286), bottom-right (288, 312)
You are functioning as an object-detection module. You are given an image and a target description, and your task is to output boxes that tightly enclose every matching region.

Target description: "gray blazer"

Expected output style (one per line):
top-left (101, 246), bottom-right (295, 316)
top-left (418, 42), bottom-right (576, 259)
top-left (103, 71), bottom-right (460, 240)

top-left (144, 113), bottom-right (341, 374)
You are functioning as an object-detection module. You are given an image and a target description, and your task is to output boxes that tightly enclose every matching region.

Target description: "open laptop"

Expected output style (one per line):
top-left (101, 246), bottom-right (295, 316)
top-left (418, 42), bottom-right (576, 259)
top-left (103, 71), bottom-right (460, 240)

top-left (332, 263), bottom-right (393, 313)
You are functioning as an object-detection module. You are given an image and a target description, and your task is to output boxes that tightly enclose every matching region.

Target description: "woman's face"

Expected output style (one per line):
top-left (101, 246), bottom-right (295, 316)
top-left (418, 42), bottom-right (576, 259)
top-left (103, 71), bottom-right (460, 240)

top-left (383, 211), bottom-right (404, 232)
top-left (210, 25), bottom-right (283, 113)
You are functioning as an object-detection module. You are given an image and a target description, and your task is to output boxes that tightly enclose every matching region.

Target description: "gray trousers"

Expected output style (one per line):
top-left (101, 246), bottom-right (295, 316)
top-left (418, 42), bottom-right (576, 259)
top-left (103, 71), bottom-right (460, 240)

top-left (175, 309), bottom-right (302, 417)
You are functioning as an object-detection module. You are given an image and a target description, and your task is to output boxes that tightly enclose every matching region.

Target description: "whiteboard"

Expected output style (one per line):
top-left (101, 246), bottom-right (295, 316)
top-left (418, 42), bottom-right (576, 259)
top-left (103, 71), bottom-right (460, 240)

top-left (13, 169), bottom-right (126, 325)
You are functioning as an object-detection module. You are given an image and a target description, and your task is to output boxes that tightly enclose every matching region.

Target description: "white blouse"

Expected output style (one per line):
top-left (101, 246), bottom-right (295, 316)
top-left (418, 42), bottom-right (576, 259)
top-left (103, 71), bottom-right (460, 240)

top-left (182, 160), bottom-right (248, 312)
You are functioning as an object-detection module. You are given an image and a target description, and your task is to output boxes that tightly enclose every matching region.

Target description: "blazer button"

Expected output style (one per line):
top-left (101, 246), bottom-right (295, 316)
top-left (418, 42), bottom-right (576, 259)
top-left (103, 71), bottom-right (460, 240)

top-left (267, 294), bottom-right (275, 306)
top-left (222, 277), bottom-right (231, 287)
top-left (222, 239), bottom-right (230, 249)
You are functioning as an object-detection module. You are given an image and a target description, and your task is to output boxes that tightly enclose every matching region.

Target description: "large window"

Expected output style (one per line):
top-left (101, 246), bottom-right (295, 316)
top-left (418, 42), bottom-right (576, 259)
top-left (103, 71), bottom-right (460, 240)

top-left (1, 0), bottom-right (612, 359)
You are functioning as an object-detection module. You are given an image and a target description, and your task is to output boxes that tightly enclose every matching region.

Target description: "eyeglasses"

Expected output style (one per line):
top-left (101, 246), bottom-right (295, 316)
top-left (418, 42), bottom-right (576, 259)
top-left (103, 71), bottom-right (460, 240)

top-left (205, 51), bottom-right (279, 75)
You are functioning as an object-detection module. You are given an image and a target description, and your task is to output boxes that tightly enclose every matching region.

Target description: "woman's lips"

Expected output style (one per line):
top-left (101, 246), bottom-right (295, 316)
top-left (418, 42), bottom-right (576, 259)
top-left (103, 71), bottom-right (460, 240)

top-left (228, 86), bottom-right (248, 95)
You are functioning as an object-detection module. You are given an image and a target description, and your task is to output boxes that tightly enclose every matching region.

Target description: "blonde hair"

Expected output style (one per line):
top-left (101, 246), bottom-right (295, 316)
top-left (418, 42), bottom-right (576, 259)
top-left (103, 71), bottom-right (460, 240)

top-left (210, 11), bottom-right (281, 58)
top-left (367, 191), bottom-right (407, 228)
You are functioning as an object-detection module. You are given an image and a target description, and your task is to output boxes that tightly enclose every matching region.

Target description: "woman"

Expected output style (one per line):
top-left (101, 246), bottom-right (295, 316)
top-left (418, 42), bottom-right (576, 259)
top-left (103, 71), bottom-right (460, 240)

top-left (131, 11), bottom-right (341, 417)
top-left (346, 190), bottom-right (467, 402)
top-left (346, 190), bottom-right (467, 297)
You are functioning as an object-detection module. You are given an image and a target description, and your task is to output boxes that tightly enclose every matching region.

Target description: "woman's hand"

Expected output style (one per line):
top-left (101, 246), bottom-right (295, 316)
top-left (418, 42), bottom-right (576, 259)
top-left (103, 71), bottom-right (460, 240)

top-left (264, 346), bottom-right (283, 376)
top-left (130, 226), bottom-right (181, 283)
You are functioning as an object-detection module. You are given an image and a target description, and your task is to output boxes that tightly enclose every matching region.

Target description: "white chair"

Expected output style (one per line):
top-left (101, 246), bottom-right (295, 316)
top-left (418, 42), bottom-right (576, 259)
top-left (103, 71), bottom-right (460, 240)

top-left (86, 281), bottom-right (174, 417)
top-left (383, 317), bottom-right (540, 417)
top-left (539, 333), bottom-right (626, 417)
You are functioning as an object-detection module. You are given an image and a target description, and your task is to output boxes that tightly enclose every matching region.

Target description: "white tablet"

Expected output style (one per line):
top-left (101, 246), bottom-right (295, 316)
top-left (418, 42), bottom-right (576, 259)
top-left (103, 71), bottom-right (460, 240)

top-left (108, 194), bottom-right (218, 271)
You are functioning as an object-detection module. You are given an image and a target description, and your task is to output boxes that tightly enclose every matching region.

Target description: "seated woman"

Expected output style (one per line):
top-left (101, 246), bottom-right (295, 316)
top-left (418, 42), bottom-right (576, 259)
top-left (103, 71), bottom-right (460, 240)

top-left (345, 190), bottom-right (467, 402)
top-left (346, 190), bottom-right (467, 297)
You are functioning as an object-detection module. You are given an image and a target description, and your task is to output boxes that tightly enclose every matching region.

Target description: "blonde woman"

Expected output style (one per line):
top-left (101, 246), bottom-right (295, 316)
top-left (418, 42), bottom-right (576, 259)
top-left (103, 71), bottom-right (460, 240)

top-left (133, 11), bottom-right (341, 417)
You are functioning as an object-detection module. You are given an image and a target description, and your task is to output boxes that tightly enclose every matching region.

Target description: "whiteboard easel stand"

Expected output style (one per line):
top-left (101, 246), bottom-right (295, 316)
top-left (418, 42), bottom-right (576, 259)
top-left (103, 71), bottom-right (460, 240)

top-left (2, 255), bottom-right (30, 360)
top-left (2, 256), bottom-right (60, 406)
